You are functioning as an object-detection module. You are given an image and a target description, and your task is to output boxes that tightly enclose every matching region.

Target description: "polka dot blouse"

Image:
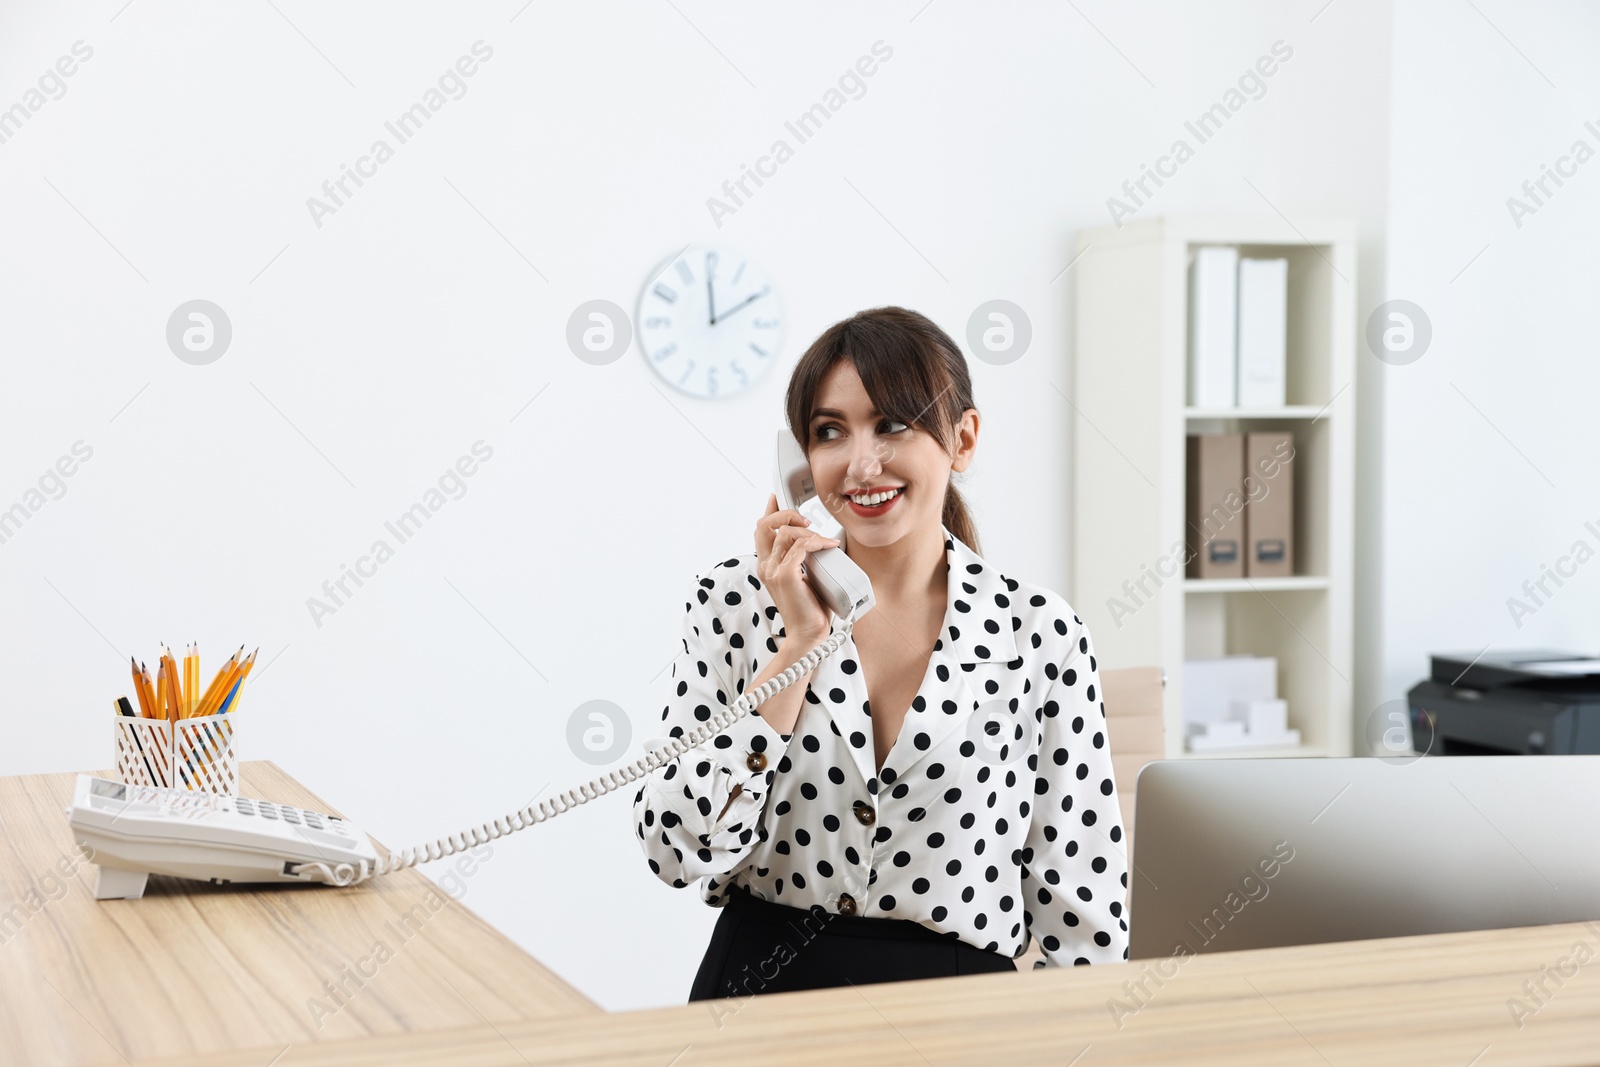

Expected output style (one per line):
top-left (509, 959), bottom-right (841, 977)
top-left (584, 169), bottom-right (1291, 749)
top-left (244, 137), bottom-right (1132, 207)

top-left (631, 525), bottom-right (1130, 966)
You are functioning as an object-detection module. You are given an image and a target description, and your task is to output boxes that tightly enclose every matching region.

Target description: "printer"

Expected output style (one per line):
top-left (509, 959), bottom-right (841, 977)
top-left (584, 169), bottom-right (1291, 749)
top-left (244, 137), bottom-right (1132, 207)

top-left (1407, 650), bottom-right (1600, 755)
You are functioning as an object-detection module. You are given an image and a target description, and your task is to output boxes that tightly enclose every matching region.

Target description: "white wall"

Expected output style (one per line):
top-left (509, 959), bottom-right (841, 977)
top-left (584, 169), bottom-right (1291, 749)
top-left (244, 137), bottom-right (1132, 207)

top-left (1378, 1), bottom-right (1600, 712)
top-left (0, 0), bottom-right (1394, 1011)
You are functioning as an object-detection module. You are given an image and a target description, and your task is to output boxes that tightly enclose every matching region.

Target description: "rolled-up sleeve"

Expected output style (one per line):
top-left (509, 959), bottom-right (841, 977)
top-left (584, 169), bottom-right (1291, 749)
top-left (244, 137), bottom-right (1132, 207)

top-left (1021, 614), bottom-right (1130, 965)
top-left (632, 561), bottom-right (795, 889)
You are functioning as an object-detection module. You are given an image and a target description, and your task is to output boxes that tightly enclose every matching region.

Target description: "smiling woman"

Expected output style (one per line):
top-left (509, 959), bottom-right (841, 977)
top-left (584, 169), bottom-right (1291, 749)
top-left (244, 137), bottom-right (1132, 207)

top-left (784, 306), bottom-right (982, 557)
top-left (633, 307), bottom-right (1129, 1002)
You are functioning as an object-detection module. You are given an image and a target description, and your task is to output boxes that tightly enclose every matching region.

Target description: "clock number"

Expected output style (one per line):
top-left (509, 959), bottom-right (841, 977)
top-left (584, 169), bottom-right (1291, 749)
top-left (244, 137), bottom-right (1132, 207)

top-left (639, 246), bottom-right (781, 399)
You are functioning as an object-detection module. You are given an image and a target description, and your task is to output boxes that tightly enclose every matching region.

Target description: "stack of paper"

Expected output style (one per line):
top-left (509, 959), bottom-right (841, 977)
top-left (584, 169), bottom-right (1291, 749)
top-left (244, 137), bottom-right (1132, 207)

top-left (1183, 655), bottom-right (1300, 751)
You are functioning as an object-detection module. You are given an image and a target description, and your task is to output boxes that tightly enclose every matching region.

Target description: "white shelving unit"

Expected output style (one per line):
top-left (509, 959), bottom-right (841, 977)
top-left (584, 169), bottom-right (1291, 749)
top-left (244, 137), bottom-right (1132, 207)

top-left (1070, 214), bottom-right (1356, 759)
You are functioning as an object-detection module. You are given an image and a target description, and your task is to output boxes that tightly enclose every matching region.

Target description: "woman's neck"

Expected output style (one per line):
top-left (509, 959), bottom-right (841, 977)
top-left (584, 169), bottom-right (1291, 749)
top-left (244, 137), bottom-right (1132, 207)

top-left (844, 522), bottom-right (948, 606)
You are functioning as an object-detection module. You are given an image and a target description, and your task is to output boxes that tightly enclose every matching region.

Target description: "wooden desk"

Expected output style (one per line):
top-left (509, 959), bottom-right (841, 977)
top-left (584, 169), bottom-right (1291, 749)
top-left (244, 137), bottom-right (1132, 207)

top-left (10, 764), bottom-right (1600, 1066)
top-left (0, 762), bottom-right (597, 1066)
top-left (148, 919), bottom-right (1600, 1066)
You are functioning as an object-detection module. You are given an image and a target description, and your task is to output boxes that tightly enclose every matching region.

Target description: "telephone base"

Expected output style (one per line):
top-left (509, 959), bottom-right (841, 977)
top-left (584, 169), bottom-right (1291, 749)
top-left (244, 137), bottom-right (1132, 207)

top-left (93, 866), bottom-right (149, 901)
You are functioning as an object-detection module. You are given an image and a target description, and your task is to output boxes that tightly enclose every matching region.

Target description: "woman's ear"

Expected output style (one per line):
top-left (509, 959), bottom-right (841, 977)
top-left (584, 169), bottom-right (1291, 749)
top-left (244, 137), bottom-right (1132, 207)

top-left (949, 408), bottom-right (980, 473)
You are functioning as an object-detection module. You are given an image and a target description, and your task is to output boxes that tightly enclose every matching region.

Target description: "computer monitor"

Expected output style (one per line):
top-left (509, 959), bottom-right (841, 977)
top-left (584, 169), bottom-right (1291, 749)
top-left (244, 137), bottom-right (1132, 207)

top-left (1127, 756), bottom-right (1600, 960)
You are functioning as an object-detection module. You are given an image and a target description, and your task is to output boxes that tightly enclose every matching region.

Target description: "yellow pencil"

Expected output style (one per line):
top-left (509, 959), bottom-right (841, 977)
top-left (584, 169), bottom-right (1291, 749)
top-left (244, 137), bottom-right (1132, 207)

top-left (199, 654), bottom-right (244, 718)
top-left (195, 647), bottom-right (240, 718)
top-left (139, 662), bottom-right (157, 718)
top-left (184, 642), bottom-right (199, 717)
top-left (168, 646), bottom-right (185, 722)
top-left (155, 660), bottom-right (172, 725)
top-left (161, 645), bottom-right (183, 721)
top-left (217, 648), bottom-right (257, 713)
top-left (131, 657), bottom-right (154, 719)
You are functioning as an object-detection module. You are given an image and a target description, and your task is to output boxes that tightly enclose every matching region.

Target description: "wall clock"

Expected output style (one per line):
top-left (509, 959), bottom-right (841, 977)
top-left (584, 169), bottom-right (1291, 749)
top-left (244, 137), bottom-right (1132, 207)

top-left (637, 244), bottom-right (783, 399)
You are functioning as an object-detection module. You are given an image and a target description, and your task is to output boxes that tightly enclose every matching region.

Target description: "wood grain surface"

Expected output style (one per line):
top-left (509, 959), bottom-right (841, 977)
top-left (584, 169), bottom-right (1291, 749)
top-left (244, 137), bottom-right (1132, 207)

top-left (0, 762), bottom-right (596, 1067)
top-left (11, 764), bottom-right (1600, 1067)
top-left (144, 918), bottom-right (1600, 1066)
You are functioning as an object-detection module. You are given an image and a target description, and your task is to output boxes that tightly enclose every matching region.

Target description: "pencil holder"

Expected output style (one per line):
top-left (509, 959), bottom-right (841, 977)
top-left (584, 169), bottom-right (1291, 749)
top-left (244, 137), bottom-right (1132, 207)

top-left (115, 713), bottom-right (239, 795)
top-left (175, 713), bottom-right (239, 795)
top-left (114, 716), bottom-right (175, 789)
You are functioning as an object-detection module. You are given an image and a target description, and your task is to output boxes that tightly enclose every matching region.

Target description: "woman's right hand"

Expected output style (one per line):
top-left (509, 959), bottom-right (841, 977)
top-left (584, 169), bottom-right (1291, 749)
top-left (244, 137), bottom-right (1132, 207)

top-left (756, 492), bottom-right (840, 643)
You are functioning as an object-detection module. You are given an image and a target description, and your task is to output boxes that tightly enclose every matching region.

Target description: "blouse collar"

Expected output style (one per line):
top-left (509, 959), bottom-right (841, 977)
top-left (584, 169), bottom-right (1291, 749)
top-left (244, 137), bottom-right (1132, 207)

top-left (829, 523), bottom-right (1018, 667)
top-left (932, 522), bottom-right (1020, 668)
top-left (809, 522), bottom-right (1020, 788)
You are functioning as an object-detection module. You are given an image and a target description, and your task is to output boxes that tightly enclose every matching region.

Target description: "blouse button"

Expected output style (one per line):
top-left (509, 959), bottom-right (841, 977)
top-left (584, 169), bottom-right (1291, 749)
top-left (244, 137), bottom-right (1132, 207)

top-left (838, 893), bottom-right (857, 916)
top-left (852, 801), bottom-right (875, 826)
top-left (746, 751), bottom-right (767, 773)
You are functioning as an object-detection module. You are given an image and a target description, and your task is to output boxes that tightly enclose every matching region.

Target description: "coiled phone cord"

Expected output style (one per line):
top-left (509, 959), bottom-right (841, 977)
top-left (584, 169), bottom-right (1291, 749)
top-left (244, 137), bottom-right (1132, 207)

top-left (292, 608), bottom-right (861, 887)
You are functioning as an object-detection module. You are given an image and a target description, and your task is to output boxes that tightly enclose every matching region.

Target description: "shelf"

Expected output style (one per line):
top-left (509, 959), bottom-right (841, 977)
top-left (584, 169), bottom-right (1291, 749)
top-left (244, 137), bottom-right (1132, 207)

top-left (1181, 743), bottom-right (1329, 760)
top-left (1072, 214), bottom-right (1356, 760)
top-left (1185, 405), bottom-right (1328, 420)
top-left (1185, 576), bottom-right (1330, 594)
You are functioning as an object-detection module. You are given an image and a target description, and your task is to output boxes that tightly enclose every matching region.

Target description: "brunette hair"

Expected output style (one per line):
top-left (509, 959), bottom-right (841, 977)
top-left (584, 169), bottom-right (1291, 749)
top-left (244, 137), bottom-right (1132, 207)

top-left (784, 306), bottom-right (981, 556)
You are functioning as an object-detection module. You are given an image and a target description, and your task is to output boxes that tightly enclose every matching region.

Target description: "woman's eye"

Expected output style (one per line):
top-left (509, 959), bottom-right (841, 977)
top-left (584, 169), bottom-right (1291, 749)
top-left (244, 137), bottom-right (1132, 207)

top-left (814, 420), bottom-right (906, 441)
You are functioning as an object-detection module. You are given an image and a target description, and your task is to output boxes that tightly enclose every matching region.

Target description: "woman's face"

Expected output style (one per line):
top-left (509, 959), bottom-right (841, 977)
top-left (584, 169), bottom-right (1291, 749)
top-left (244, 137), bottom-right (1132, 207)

top-left (805, 359), bottom-right (977, 550)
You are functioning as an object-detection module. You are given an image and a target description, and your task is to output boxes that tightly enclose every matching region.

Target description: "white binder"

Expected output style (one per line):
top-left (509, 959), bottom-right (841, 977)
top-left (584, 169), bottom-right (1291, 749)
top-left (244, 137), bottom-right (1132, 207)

top-left (1187, 246), bottom-right (1238, 407)
top-left (1237, 257), bottom-right (1288, 407)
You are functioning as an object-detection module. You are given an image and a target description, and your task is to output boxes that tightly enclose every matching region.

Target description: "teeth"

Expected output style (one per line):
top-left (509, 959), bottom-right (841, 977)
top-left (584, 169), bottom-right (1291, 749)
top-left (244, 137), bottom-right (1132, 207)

top-left (849, 487), bottom-right (901, 506)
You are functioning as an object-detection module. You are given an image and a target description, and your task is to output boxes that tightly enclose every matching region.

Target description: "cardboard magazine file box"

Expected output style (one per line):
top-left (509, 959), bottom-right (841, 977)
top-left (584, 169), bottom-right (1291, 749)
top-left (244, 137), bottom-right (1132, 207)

top-left (1186, 433), bottom-right (1245, 579)
top-left (1245, 431), bottom-right (1295, 578)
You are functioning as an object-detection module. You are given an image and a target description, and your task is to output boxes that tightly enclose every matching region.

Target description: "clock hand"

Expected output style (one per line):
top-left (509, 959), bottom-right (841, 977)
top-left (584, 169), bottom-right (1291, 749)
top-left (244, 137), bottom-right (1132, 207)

top-left (710, 287), bottom-right (768, 326)
top-left (707, 275), bottom-right (716, 326)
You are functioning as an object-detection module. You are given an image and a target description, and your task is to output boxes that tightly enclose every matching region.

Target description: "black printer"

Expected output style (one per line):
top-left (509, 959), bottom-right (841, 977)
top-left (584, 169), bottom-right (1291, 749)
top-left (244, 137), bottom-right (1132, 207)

top-left (1407, 650), bottom-right (1600, 755)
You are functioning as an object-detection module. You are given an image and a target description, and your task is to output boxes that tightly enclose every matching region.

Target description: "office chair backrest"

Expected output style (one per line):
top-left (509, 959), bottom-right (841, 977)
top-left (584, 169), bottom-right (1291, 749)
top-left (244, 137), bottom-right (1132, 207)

top-left (1101, 666), bottom-right (1165, 852)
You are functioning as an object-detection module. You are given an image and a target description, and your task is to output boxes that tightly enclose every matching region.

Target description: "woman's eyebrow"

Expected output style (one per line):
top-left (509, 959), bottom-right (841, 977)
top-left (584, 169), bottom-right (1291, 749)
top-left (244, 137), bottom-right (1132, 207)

top-left (811, 407), bottom-right (881, 421)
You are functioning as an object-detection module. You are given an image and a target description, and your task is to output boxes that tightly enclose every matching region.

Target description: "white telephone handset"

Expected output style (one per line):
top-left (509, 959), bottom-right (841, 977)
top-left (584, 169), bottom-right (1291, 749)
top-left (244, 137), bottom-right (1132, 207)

top-left (68, 430), bottom-right (875, 894)
top-left (773, 431), bottom-right (876, 622)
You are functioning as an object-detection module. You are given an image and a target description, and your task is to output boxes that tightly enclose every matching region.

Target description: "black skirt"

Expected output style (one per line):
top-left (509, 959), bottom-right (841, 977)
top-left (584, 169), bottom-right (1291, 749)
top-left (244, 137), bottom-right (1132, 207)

top-left (688, 882), bottom-right (1019, 1001)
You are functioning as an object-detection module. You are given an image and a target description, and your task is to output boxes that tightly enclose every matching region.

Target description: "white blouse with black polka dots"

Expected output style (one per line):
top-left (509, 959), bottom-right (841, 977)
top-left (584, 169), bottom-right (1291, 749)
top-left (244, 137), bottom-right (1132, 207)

top-left (631, 525), bottom-right (1129, 967)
